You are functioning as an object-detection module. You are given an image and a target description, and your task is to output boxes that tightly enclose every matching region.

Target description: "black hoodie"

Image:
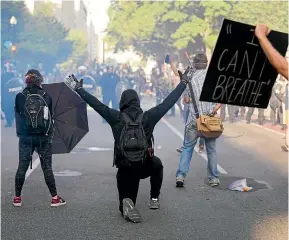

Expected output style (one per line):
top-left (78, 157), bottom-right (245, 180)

top-left (76, 82), bottom-right (186, 166)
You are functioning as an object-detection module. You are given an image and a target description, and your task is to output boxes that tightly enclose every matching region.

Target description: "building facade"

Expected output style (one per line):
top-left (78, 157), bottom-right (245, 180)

top-left (24, 0), bottom-right (98, 60)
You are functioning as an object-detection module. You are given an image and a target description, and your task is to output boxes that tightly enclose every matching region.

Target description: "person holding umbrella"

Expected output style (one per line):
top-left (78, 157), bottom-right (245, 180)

top-left (13, 69), bottom-right (66, 207)
top-left (65, 66), bottom-right (193, 223)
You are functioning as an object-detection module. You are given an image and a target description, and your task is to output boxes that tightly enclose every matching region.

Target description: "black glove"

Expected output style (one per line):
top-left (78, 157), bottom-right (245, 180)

top-left (65, 74), bottom-right (83, 91)
top-left (178, 66), bottom-right (194, 85)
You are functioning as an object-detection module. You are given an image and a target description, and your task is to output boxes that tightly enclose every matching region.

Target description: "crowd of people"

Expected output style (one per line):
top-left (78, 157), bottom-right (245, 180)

top-left (1, 23), bottom-right (288, 223)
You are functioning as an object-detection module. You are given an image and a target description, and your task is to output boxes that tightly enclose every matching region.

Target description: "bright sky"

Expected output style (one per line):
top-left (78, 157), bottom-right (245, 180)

top-left (25, 0), bottom-right (110, 34)
top-left (88, 0), bottom-right (110, 34)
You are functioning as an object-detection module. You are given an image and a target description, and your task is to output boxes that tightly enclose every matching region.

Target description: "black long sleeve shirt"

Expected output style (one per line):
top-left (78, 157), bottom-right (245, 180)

top-left (76, 82), bottom-right (186, 141)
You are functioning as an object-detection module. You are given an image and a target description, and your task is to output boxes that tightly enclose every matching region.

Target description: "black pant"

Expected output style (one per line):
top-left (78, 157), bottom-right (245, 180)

top-left (116, 156), bottom-right (163, 212)
top-left (15, 135), bottom-right (57, 197)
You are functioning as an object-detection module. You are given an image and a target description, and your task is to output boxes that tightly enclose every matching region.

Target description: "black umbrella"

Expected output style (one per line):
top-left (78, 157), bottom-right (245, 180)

top-left (42, 82), bottom-right (89, 154)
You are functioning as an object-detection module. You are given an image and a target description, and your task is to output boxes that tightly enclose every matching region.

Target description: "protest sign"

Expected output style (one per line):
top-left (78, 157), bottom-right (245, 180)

top-left (200, 19), bottom-right (288, 108)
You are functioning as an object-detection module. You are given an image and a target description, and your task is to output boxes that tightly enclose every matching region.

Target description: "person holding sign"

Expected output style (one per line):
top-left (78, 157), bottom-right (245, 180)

top-left (255, 23), bottom-right (288, 151)
top-left (255, 24), bottom-right (288, 80)
top-left (175, 54), bottom-right (222, 188)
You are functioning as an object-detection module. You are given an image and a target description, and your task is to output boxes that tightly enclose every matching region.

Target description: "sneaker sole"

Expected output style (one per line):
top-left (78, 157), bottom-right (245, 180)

top-left (149, 204), bottom-right (160, 210)
top-left (209, 183), bottom-right (219, 187)
top-left (51, 202), bottom-right (67, 207)
top-left (122, 198), bottom-right (142, 223)
top-left (176, 181), bottom-right (184, 188)
top-left (13, 203), bottom-right (22, 207)
top-left (176, 149), bottom-right (183, 153)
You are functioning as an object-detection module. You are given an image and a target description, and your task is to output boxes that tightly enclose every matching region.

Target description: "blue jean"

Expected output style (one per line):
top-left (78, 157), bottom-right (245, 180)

top-left (182, 105), bottom-right (204, 147)
top-left (176, 122), bottom-right (218, 179)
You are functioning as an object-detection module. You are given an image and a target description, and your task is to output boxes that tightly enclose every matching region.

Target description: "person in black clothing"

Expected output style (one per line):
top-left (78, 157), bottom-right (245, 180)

top-left (65, 66), bottom-right (192, 223)
top-left (99, 66), bottom-right (119, 110)
top-left (13, 69), bottom-right (66, 207)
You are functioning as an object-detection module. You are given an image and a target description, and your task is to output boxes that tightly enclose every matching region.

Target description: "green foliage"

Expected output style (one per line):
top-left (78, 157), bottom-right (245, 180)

top-left (230, 1), bottom-right (288, 33)
top-left (1, 1), bottom-right (88, 72)
top-left (59, 29), bottom-right (88, 71)
top-left (1, 1), bottom-right (30, 59)
top-left (18, 2), bottom-right (68, 56)
top-left (107, 1), bottom-right (176, 61)
top-left (107, 0), bottom-right (288, 61)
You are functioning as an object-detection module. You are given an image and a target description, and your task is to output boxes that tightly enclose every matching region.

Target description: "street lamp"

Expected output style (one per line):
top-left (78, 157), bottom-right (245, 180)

top-left (10, 16), bottom-right (17, 58)
top-left (10, 16), bottom-right (17, 26)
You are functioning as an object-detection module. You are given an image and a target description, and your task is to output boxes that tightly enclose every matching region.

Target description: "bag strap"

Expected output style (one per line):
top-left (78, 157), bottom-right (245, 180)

top-left (122, 112), bottom-right (132, 124)
top-left (22, 89), bottom-right (46, 97)
top-left (122, 112), bottom-right (144, 124)
top-left (136, 112), bottom-right (144, 123)
top-left (187, 78), bottom-right (200, 119)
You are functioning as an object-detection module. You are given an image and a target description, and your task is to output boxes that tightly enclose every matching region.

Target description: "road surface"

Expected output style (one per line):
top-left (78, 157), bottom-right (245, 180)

top-left (1, 97), bottom-right (288, 240)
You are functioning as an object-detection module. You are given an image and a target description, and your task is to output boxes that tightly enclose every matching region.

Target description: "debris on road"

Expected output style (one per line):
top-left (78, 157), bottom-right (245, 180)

top-left (228, 178), bottom-right (253, 192)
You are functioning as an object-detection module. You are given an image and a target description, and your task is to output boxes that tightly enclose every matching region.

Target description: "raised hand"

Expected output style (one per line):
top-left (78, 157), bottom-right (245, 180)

top-left (255, 24), bottom-right (271, 39)
top-left (65, 74), bottom-right (83, 91)
top-left (178, 66), bottom-right (194, 85)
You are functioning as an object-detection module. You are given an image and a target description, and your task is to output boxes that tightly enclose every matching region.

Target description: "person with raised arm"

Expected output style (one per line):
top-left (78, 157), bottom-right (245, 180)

top-left (65, 66), bottom-right (193, 223)
top-left (255, 23), bottom-right (288, 151)
top-left (255, 24), bottom-right (288, 80)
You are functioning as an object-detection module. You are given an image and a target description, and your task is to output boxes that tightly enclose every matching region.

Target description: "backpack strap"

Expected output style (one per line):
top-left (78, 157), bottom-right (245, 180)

top-left (22, 89), bottom-right (46, 97)
top-left (122, 112), bottom-right (132, 124)
top-left (136, 113), bottom-right (144, 123)
top-left (150, 134), bottom-right (155, 150)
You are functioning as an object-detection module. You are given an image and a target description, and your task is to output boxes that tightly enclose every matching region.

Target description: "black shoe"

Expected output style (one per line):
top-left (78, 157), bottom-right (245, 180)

top-left (149, 198), bottom-right (160, 210)
top-left (176, 177), bottom-right (184, 188)
top-left (122, 198), bottom-right (142, 223)
top-left (176, 147), bottom-right (183, 153)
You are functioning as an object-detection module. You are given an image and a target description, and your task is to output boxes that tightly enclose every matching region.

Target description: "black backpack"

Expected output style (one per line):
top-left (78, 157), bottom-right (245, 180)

top-left (22, 90), bottom-right (52, 135)
top-left (119, 112), bottom-right (149, 165)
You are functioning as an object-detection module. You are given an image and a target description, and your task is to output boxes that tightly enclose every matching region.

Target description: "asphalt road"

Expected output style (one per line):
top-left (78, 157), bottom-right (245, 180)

top-left (1, 97), bottom-right (288, 240)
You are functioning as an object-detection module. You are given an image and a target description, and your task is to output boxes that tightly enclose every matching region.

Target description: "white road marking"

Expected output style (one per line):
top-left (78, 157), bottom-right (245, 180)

top-left (87, 147), bottom-right (113, 151)
top-left (161, 118), bottom-right (228, 174)
top-left (25, 157), bottom-right (41, 180)
top-left (54, 170), bottom-right (82, 177)
top-left (251, 122), bottom-right (284, 137)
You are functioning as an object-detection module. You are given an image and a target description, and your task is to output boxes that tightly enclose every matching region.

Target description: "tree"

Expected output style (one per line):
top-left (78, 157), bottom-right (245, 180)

top-left (231, 1), bottom-right (288, 33)
top-left (59, 29), bottom-right (88, 72)
top-left (1, 1), bottom-right (30, 60)
top-left (107, 1), bottom-right (178, 66)
top-left (106, 0), bottom-right (288, 63)
top-left (171, 1), bottom-right (233, 59)
top-left (16, 2), bottom-right (72, 71)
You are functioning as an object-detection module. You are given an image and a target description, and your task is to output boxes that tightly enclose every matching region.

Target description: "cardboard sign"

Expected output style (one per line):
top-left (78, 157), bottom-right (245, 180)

top-left (200, 19), bottom-right (288, 108)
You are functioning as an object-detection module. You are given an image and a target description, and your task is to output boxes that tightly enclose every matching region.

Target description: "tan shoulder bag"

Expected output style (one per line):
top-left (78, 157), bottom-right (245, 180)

top-left (187, 80), bottom-right (223, 139)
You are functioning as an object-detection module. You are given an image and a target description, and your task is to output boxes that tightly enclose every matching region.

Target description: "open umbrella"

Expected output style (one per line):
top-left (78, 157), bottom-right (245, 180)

top-left (42, 82), bottom-right (89, 154)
